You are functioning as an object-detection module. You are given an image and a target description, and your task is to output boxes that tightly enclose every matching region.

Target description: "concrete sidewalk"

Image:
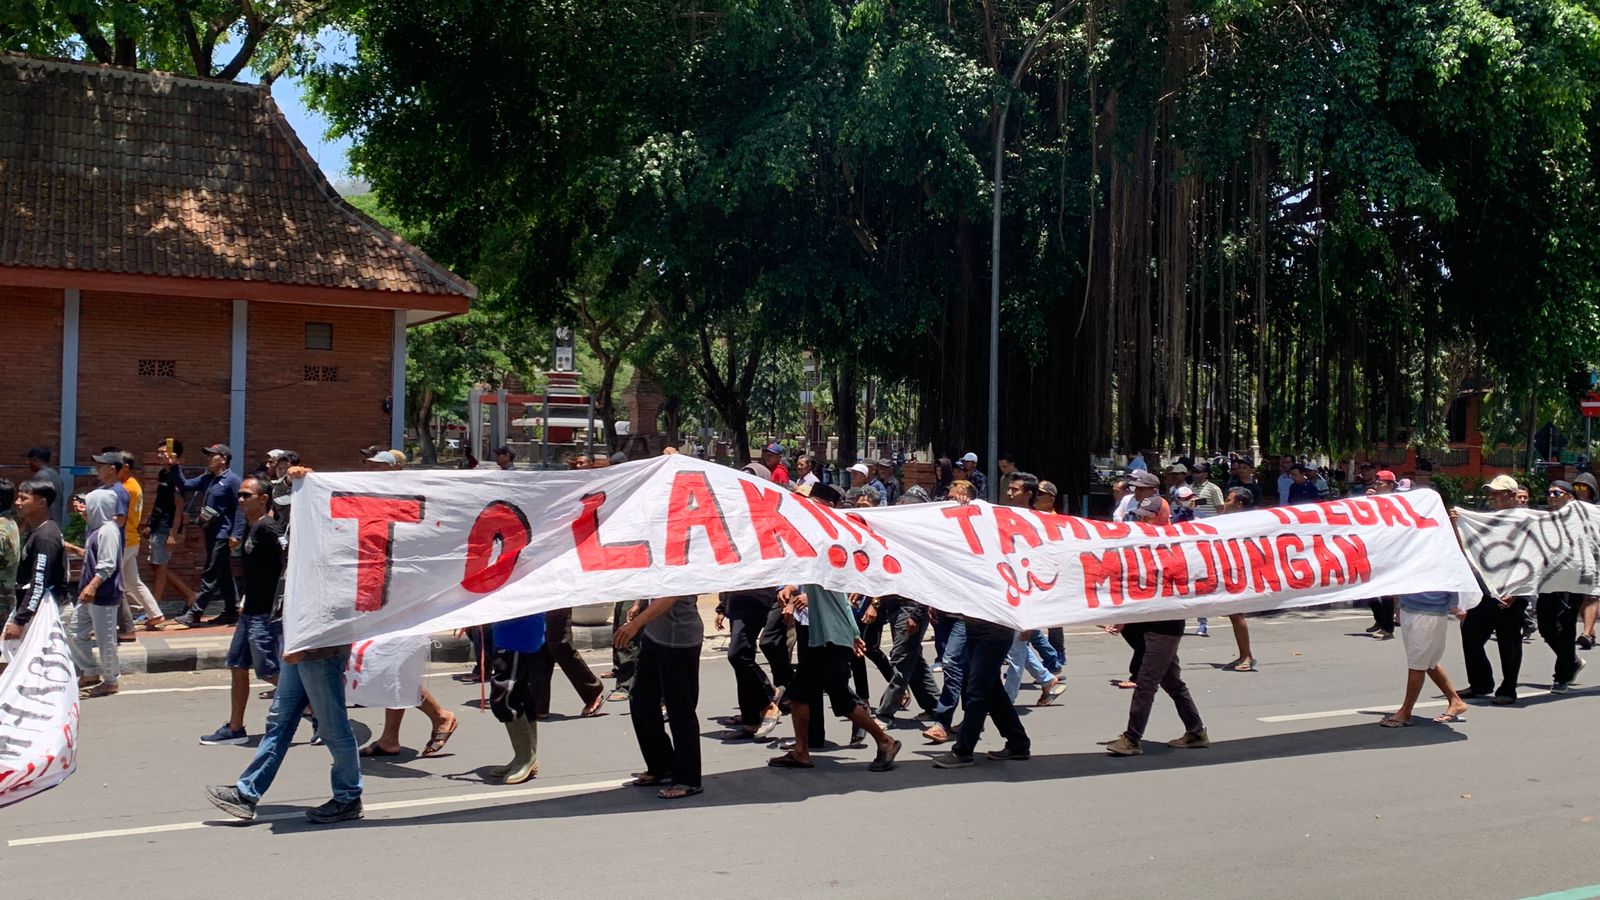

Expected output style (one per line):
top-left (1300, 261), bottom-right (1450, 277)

top-left (112, 595), bottom-right (728, 675)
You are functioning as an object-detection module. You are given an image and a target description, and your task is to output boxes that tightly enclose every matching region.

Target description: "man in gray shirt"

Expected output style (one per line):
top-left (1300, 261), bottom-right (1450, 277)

top-left (613, 596), bottom-right (704, 800)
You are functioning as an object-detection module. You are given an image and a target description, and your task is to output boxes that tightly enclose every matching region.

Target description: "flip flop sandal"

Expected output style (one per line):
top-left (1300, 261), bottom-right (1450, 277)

top-left (359, 742), bottom-right (401, 757)
top-left (1378, 717), bottom-right (1413, 728)
top-left (420, 722), bottom-right (459, 757)
top-left (630, 772), bottom-right (672, 786)
top-left (767, 753), bottom-right (814, 769)
top-left (658, 784), bottom-right (703, 800)
top-left (258, 689), bottom-right (277, 700)
top-left (868, 739), bottom-right (902, 772)
top-left (1432, 712), bottom-right (1467, 723)
top-left (607, 690), bottom-right (630, 702)
top-left (1231, 660), bottom-right (1257, 672)
top-left (581, 695), bottom-right (606, 717)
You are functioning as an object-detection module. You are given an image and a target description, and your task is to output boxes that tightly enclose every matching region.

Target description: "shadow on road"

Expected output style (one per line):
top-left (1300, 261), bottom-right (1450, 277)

top-left (257, 718), bottom-right (1467, 833)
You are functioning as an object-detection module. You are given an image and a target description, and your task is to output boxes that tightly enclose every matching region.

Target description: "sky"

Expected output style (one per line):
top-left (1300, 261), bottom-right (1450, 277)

top-left (272, 75), bottom-right (353, 185)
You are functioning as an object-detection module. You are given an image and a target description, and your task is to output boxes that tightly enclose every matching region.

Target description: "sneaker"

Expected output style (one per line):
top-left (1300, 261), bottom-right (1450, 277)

top-left (1105, 735), bottom-right (1143, 756)
top-left (1552, 682), bottom-right (1570, 694)
top-left (305, 797), bottom-right (364, 824)
top-left (931, 751), bottom-right (975, 769)
top-left (1492, 693), bottom-right (1518, 706)
top-left (203, 784), bottom-right (257, 821)
top-left (172, 610), bottom-right (205, 628)
top-left (199, 724), bottom-right (248, 746)
top-left (212, 612), bottom-right (239, 627)
top-left (985, 746), bottom-right (1031, 761)
top-left (1167, 729), bottom-right (1211, 749)
top-left (1365, 623), bottom-right (1383, 634)
top-left (1374, 630), bottom-right (1395, 641)
top-left (1195, 623), bottom-right (1208, 637)
top-left (1579, 634), bottom-right (1595, 650)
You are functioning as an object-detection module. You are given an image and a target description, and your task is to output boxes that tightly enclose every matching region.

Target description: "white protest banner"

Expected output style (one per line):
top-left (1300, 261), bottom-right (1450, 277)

top-left (284, 455), bottom-right (1483, 653)
top-left (1452, 502), bottom-right (1600, 599)
top-left (345, 635), bottom-right (430, 709)
top-left (0, 599), bottom-right (79, 807)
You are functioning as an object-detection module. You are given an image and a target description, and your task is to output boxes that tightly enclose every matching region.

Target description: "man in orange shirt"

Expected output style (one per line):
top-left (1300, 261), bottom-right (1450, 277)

top-left (116, 451), bottom-right (168, 630)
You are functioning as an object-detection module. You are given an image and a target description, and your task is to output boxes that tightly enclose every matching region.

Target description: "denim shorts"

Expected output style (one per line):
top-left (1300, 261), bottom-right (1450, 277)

top-left (226, 614), bottom-right (282, 679)
top-left (147, 528), bottom-right (172, 566)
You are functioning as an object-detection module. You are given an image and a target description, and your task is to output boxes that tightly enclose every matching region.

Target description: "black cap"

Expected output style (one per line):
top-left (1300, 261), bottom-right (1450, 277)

top-left (493, 445), bottom-right (515, 459)
top-left (24, 447), bottom-right (49, 462)
top-left (610, 452), bottom-right (628, 465)
top-left (203, 443), bottom-right (232, 459)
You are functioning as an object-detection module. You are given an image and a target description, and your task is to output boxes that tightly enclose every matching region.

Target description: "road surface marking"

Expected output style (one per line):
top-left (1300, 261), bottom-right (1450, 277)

top-left (1257, 685), bottom-right (1592, 722)
top-left (8, 777), bottom-right (630, 847)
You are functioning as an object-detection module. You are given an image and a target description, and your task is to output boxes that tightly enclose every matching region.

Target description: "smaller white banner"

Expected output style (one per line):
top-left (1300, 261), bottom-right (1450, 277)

top-left (344, 634), bottom-right (429, 710)
top-left (1453, 502), bottom-right (1600, 598)
top-left (0, 600), bottom-right (79, 807)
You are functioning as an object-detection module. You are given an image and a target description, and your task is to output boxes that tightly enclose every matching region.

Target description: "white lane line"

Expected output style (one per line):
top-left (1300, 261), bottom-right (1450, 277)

top-left (1258, 685), bottom-right (1595, 722)
top-left (8, 777), bottom-right (630, 847)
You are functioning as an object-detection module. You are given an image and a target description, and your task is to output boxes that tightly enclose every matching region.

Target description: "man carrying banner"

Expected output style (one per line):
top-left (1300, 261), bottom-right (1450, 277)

top-left (768, 584), bottom-right (901, 772)
top-left (4, 478), bottom-right (69, 641)
top-left (1459, 475), bottom-right (1529, 705)
top-left (1380, 591), bottom-right (1470, 727)
top-left (615, 595), bottom-right (705, 800)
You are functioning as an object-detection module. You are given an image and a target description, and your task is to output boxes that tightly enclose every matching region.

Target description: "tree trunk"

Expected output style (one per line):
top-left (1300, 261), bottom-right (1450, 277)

top-left (414, 387), bottom-right (437, 465)
top-left (836, 358), bottom-right (859, 466)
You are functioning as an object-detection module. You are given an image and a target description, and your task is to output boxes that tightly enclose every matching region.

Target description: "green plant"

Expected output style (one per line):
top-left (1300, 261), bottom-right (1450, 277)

top-left (1428, 473), bottom-right (1467, 509)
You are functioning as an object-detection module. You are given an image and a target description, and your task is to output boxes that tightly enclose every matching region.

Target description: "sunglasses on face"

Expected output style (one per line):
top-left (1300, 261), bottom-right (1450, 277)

top-left (237, 491), bottom-right (259, 499)
top-left (1550, 490), bottom-right (1570, 497)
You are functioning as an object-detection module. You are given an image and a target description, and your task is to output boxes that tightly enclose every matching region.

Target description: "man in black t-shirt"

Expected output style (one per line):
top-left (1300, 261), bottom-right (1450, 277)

top-left (200, 475), bottom-right (286, 746)
top-left (146, 440), bottom-right (199, 615)
top-left (4, 478), bottom-right (68, 640)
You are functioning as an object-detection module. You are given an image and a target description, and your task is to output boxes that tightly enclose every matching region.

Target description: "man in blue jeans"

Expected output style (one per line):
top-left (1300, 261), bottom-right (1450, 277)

top-left (204, 645), bottom-right (362, 824)
top-left (932, 616), bottom-right (1030, 767)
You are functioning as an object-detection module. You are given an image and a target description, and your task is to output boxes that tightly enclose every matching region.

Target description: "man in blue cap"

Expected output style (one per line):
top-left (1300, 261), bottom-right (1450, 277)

top-left (760, 442), bottom-right (790, 485)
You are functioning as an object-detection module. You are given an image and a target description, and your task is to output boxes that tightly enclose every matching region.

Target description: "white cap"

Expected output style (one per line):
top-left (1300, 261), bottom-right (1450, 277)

top-left (960, 452), bottom-right (979, 463)
top-left (1175, 485), bottom-right (1196, 500)
top-left (848, 463), bottom-right (870, 477)
top-left (266, 449), bottom-right (288, 460)
top-left (366, 451), bottom-right (399, 466)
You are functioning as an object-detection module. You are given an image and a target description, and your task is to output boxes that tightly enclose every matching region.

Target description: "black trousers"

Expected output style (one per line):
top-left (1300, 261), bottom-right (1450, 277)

top-left (758, 603), bottom-right (794, 690)
top-left (629, 637), bottom-right (702, 788)
top-left (532, 607), bottom-right (603, 715)
top-left (876, 602), bottom-right (939, 718)
top-left (488, 649), bottom-right (538, 722)
top-left (1369, 597), bottom-right (1395, 632)
top-left (952, 629), bottom-right (1028, 756)
top-left (1461, 597), bottom-right (1527, 697)
top-left (1536, 593), bottom-right (1580, 684)
top-left (793, 624), bottom-right (826, 745)
top-left (193, 534), bottom-right (237, 617)
top-left (611, 600), bottom-right (638, 694)
top-left (726, 597), bottom-right (775, 727)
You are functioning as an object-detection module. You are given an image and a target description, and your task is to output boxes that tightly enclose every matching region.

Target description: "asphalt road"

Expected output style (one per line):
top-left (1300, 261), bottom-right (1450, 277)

top-left (5, 611), bottom-right (1598, 900)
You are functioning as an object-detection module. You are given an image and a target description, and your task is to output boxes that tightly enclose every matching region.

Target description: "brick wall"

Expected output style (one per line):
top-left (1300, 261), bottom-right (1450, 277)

top-left (245, 303), bottom-right (393, 471)
top-left (0, 288), bottom-right (64, 480)
top-left (76, 291), bottom-right (234, 466)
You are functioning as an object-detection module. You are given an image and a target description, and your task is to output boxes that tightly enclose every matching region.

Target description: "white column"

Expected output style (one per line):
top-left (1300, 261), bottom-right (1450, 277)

top-left (229, 299), bottom-right (248, 476)
top-left (60, 289), bottom-right (80, 468)
top-left (391, 309), bottom-right (407, 451)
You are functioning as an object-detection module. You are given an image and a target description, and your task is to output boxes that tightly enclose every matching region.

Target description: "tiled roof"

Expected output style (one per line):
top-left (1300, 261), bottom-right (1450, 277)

top-left (0, 53), bottom-right (475, 300)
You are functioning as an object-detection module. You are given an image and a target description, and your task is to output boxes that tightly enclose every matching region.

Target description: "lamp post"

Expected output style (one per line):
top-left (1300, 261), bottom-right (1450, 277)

top-left (988, 3), bottom-right (1077, 494)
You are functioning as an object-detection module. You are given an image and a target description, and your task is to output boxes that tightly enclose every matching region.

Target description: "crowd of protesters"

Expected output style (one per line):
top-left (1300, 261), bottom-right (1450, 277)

top-left (3, 437), bottom-right (1588, 825)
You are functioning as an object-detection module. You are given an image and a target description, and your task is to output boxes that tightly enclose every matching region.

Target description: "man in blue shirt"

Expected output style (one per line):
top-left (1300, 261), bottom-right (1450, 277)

top-left (172, 443), bottom-right (244, 628)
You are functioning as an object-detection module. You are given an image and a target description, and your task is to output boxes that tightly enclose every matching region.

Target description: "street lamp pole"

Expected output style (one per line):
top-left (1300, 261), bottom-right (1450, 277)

top-left (988, 3), bottom-right (1077, 497)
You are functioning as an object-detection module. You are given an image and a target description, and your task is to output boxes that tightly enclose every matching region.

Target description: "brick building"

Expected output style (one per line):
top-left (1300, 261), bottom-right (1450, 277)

top-left (0, 53), bottom-right (473, 483)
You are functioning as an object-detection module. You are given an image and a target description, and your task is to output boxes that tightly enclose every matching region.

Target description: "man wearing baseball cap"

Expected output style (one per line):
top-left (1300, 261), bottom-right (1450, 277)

top-left (172, 444), bottom-right (244, 627)
top-left (760, 443), bottom-right (789, 486)
top-left (959, 452), bottom-right (987, 502)
top-left (1457, 475), bottom-right (1528, 704)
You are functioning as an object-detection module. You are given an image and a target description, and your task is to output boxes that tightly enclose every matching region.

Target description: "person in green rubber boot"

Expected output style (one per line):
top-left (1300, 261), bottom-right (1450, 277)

top-left (487, 612), bottom-right (547, 784)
